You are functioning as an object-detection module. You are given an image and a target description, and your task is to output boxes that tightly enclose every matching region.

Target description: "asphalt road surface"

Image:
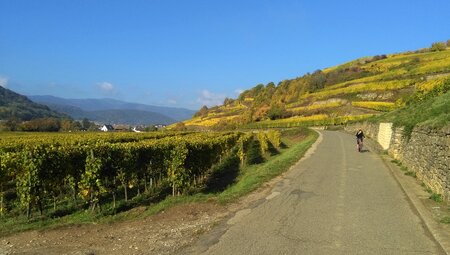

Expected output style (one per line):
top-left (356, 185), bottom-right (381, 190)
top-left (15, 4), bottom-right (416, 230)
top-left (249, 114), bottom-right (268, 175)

top-left (184, 130), bottom-right (443, 255)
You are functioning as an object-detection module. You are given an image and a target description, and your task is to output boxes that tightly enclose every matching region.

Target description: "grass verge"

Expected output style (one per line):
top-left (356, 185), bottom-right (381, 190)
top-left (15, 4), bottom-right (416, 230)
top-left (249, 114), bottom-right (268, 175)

top-left (440, 216), bottom-right (450, 224)
top-left (217, 129), bottom-right (318, 203)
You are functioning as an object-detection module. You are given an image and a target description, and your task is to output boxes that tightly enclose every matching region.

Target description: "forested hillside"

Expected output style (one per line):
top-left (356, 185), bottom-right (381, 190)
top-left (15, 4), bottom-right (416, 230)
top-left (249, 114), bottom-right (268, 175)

top-left (184, 41), bottom-right (450, 129)
top-left (0, 86), bottom-right (66, 121)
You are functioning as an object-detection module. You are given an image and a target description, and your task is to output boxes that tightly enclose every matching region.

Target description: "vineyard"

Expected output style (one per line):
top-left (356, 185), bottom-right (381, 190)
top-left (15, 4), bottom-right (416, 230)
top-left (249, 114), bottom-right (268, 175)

top-left (245, 114), bottom-right (374, 129)
top-left (180, 46), bottom-right (450, 130)
top-left (351, 101), bottom-right (397, 112)
top-left (0, 130), bottom-right (289, 222)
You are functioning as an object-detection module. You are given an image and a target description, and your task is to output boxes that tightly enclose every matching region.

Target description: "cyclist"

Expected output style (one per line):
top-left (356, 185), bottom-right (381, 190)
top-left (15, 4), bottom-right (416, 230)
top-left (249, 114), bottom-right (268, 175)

top-left (356, 129), bottom-right (365, 152)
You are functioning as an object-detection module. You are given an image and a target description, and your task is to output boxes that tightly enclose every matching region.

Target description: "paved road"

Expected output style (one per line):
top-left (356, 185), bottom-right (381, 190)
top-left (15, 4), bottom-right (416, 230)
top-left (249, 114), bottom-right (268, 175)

top-left (184, 130), bottom-right (443, 255)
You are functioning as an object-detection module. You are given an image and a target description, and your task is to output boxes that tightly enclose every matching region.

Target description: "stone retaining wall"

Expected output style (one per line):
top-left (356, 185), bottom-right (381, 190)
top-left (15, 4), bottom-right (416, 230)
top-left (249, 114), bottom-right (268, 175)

top-left (345, 123), bottom-right (450, 202)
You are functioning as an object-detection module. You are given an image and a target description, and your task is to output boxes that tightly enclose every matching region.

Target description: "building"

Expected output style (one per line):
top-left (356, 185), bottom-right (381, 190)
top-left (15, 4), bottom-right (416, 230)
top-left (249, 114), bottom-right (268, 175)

top-left (154, 124), bottom-right (167, 129)
top-left (132, 127), bottom-right (142, 133)
top-left (100, 124), bottom-right (114, 132)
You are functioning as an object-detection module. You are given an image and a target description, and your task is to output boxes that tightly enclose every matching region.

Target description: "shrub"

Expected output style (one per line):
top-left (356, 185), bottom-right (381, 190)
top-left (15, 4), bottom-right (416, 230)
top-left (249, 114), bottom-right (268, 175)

top-left (173, 122), bottom-right (187, 131)
top-left (429, 193), bottom-right (443, 202)
top-left (430, 42), bottom-right (446, 52)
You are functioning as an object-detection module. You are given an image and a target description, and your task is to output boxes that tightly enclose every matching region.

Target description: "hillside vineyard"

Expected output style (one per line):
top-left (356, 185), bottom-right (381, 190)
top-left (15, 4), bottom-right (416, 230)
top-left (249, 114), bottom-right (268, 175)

top-left (185, 48), bottom-right (450, 129)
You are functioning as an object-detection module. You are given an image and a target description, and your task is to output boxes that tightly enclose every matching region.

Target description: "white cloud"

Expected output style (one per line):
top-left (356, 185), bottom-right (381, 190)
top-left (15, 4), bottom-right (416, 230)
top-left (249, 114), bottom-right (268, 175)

top-left (197, 90), bottom-right (226, 107)
top-left (0, 76), bottom-right (8, 88)
top-left (97, 82), bottom-right (114, 92)
top-left (167, 99), bottom-right (177, 105)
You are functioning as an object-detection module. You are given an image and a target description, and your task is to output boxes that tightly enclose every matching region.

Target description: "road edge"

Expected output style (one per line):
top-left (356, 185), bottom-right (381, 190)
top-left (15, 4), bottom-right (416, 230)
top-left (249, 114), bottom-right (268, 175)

top-left (380, 154), bottom-right (450, 255)
top-left (179, 130), bottom-right (323, 254)
top-left (356, 133), bottom-right (450, 255)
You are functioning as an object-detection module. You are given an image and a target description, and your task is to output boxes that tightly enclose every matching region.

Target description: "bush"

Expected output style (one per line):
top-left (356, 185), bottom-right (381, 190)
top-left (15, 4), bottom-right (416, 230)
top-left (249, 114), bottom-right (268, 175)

top-left (430, 42), bottom-right (446, 52)
top-left (267, 104), bottom-right (286, 120)
top-left (172, 122), bottom-right (187, 131)
top-left (429, 193), bottom-right (443, 203)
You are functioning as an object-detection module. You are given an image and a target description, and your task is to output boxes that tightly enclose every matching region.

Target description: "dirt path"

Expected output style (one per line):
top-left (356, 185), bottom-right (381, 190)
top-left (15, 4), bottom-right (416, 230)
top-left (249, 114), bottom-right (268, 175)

top-left (1, 203), bottom-right (222, 255)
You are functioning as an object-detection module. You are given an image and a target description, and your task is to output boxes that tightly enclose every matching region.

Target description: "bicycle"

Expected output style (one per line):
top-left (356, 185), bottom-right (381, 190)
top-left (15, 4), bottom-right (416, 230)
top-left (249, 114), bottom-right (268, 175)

top-left (357, 138), bottom-right (363, 152)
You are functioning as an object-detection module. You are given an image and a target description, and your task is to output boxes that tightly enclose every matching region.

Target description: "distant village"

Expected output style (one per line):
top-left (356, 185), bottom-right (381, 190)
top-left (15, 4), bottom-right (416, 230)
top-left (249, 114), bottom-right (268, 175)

top-left (98, 123), bottom-right (167, 132)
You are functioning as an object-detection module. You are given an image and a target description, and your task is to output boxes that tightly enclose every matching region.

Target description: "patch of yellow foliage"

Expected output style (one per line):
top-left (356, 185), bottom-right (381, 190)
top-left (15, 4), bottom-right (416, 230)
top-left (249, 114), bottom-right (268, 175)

top-left (351, 101), bottom-right (396, 111)
top-left (288, 101), bottom-right (343, 112)
top-left (304, 79), bottom-right (414, 99)
top-left (184, 115), bottom-right (240, 127)
top-left (250, 114), bottom-right (374, 128)
top-left (416, 76), bottom-right (450, 92)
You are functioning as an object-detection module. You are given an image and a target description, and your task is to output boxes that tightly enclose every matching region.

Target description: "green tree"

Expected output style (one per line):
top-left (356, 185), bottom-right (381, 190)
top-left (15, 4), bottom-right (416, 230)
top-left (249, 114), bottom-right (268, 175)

top-left (194, 105), bottom-right (209, 117)
top-left (173, 122), bottom-right (187, 131)
top-left (223, 97), bottom-right (234, 106)
top-left (19, 118), bottom-right (61, 132)
top-left (431, 42), bottom-right (446, 51)
top-left (1, 117), bottom-right (20, 131)
top-left (308, 70), bottom-right (327, 91)
top-left (267, 104), bottom-right (286, 120)
top-left (145, 125), bottom-right (157, 132)
top-left (82, 118), bottom-right (92, 130)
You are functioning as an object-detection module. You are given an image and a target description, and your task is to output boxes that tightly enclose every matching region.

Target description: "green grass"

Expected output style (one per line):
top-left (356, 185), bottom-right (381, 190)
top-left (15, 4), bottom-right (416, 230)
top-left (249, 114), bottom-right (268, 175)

top-left (429, 193), bottom-right (443, 203)
top-left (404, 171), bottom-right (416, 177)
top-left (0, 128), bottom-right (319, 237)
top-left (377, 79), bottom-right (450, 138)
top-left (391, 159), bottom-right (401, 165)
top-left (217, 129), bottom-right (318, 203)
top-left (440, 216), bottom-right (450, 224)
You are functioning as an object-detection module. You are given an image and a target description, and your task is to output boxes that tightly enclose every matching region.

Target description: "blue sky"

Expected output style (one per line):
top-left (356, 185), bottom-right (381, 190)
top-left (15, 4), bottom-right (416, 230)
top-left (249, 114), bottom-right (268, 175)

top-left (1, 0), bottom-right (449, 110)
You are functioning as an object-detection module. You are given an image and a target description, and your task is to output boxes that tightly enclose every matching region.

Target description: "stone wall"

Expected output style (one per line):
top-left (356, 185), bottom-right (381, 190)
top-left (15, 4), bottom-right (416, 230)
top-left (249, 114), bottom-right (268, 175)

top-left (345, 122), bottom-right (450, 202)
top-left (377, 123), bottom-right (393, 150)
top-left (345, 122), bottom-right (379, 140)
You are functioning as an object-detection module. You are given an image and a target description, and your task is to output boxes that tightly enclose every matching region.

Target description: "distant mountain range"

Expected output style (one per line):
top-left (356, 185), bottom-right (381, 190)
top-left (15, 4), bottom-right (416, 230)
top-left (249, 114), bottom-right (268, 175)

top-left (0, 86), bottom-right (67, 121)
top-left (29, 95), bottom-right (195, 125)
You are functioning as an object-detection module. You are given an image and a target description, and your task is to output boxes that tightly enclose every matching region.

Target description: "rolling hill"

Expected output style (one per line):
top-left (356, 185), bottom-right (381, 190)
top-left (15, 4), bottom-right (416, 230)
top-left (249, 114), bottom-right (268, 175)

top-left (0, 86), bottom-right (67, 121)
top-left (182, 42), bottom-right (450, 129)
top-left (29, 96), bottom-right (195, 125)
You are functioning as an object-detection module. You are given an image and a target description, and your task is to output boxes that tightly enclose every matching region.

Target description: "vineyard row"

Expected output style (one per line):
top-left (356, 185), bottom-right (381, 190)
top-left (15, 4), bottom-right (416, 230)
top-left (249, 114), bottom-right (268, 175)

top-left (0, 132), bottom-right (260, 217)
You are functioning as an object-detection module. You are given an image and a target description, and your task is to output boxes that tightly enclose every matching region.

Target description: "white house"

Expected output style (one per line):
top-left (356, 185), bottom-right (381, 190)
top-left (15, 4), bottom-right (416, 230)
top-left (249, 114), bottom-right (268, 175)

top-left (100, 124), bottom-right (114, 132)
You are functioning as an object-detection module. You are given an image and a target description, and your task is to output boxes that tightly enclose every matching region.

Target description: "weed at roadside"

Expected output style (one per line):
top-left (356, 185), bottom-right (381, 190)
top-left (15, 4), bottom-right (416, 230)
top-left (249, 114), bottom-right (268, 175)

top-left (404, 171), bottom-right (416, 177)
top-left (440, 216), bottom-right (450, 224)
top-left (429, 193), bottom-right (443, 203)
